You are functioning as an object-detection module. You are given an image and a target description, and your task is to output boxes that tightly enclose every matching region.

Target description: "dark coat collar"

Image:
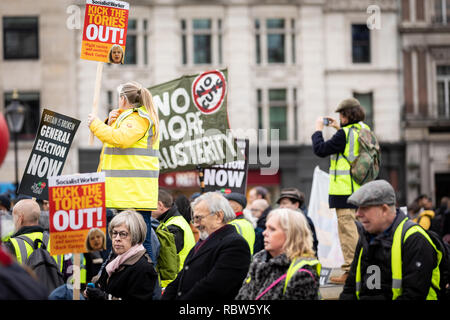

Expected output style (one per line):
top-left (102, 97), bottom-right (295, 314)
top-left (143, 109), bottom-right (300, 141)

top-left (12, 225), bottom-right (44, 238)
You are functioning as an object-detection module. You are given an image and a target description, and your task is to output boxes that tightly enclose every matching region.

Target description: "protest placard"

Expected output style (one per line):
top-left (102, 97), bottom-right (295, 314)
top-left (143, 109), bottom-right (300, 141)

top-left (80, 0), bottom-right (129, 63)
top-left (204, 139), bottom-right (249, 194)
top-left (18, 109), bottom-right (80, 200)
top-left (48, 172), bottom-right (106, 256)
top-left (149, 69), bottom-right (243, 173)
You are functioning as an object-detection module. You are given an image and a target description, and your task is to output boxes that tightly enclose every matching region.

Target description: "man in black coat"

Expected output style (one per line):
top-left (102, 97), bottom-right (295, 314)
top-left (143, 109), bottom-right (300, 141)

top-left (162, 192), bottom-right (251, 300)
top-left (340, 180), bottom-right (438, 300)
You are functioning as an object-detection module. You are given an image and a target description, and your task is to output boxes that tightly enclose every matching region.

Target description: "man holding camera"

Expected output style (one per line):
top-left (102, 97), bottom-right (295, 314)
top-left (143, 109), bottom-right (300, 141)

top-left (311, 98), bottom-right (370, 284)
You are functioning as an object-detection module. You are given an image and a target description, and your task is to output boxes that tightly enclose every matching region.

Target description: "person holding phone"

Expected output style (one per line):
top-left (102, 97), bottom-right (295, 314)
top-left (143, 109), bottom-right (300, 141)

top-left (311, 98), bottom-right (370, 284)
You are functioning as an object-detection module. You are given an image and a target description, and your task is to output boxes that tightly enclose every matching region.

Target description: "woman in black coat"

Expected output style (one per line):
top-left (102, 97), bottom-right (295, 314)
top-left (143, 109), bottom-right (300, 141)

top-left (84, 210), bottom-right (157, 300)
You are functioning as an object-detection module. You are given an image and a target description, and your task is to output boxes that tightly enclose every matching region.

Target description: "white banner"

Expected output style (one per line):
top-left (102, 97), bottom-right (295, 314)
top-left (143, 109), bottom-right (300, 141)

top-left (308, 166), bottom-right (344, 268)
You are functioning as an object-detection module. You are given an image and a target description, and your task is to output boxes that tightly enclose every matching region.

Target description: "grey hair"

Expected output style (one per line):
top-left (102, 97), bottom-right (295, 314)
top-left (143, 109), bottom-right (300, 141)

top-left (191, 192), bottom-right (236, 223)
top-left (108, 210), bottom-right (147, 246)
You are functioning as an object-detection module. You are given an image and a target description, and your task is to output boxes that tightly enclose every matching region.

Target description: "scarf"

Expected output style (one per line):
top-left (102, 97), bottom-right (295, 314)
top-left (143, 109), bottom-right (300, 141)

top-left (105, 244), bottom-right (145, 276)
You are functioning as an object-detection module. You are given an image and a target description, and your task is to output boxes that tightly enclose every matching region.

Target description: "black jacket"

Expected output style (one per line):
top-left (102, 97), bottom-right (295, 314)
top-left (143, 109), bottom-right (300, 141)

top-left (96, 252), bottom-right (157, 300)
top-left (157, 205), bottom-right (184, 253)
top-left (340, 210), bottom-right (437, 300)
top-left (162, 224), bottom-right (251, 300)
top-left (311, 129), bottom-right (357, 209)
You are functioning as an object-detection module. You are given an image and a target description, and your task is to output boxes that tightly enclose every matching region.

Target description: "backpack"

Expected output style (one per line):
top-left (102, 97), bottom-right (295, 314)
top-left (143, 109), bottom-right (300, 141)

top-left (402, 220), bottom-right (450, 300)
top-left (154, 222), bottom-right (179, 284)
top-left (15, 232), bottom-right (64, 294)
top-left (343, 125), bottom-right (381, 186)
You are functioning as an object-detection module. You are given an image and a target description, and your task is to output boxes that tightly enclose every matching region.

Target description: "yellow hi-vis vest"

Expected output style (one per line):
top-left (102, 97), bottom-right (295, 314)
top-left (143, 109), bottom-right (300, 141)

top-left (9, 231), bottom-right (63, 272)
top-left (355, 217), bottom-right (442, 300)
top-left (165, 215), bottom-right (195, 271)
top-left (329, 122), bottom-right (370, 196)
top-left (160, 215), bottom-right (196, 288)
top-left (229, 218), bottom-right (256, 255)
top-left (101, 106), bottom-right (159, 210)
top-left (245, 256), bottom-right (322, 298)
top-left (283, 257), bottom-right (321, 296)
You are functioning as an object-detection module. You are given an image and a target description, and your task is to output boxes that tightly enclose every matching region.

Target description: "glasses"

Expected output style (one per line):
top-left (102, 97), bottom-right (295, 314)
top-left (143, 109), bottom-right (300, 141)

top-left (111, 230), bottom-right (129, 239)
top-left (191, 212), bottom-right (215, 224)
top-left (250, 208), bottom-right (262, 212)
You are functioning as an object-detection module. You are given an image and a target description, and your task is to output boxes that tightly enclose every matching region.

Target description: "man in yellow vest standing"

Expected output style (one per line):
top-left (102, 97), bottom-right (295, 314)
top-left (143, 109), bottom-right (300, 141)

top-left (225, 192), bottom-right (256, 255)
top-left (312, 98), bottom-right (370, 284)
top-left (340, 180), bottom-right (441, 300)
top-left (152, 189), bottom-right (195, 287)
top-left (4, 199), bottom-right (63, 274)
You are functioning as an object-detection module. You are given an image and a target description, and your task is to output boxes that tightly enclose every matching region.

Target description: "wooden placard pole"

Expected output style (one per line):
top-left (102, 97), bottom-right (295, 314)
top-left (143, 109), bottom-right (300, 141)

top-left (88, 62), bottom-right (104, 146)
top-left (73, 253), bottom-right (81, 300)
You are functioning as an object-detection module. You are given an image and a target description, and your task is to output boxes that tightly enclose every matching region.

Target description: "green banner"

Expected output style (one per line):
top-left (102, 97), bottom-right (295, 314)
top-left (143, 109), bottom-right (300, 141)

top-left (149, 69), bottom-right (242, 173)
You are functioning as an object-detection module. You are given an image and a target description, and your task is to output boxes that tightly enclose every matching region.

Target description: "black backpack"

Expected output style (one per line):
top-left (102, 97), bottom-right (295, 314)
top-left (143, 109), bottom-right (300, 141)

top-left (15, 232), bottom-right (64, 294)
top-left (402, 220), bottom-right (450, 300)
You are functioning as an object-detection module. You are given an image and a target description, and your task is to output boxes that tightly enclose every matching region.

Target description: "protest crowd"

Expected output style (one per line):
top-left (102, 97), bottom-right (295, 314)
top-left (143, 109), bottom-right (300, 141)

top-left (1, 91), bottom-right (449, 302)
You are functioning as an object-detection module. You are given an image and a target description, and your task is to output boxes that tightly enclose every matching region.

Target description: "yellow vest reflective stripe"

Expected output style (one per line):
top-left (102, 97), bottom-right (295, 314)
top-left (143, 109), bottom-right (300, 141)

top-left (9, 231), bottom-right (63, 272)
top-left (245, 256), bottom-right (321, 298)
top-left (164, 215), bottom-right (195, 271)
top-left (356, 217), bottom-right (441, 300)
top-left (283, 257), bottom-right (321, 296)
top-left (355, 248), bottom-right (364, 299)
top-left (329, 122), bottom-right (369, 195)
top-left (80, 254), bottom-right (87, 284)
top-left (229, 218), bottom-right (255, 255)
top-left (101, 106), bottom-right (159, 210)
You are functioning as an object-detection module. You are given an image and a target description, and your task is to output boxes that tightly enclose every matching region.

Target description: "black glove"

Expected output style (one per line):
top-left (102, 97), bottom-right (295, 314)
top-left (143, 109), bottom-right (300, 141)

top-left (86, 287), bottom-right (107, 300)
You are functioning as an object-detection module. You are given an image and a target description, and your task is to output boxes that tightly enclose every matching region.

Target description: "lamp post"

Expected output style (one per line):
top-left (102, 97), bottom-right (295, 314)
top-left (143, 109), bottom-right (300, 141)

top-left (5, 90), bottom-right (26, 193)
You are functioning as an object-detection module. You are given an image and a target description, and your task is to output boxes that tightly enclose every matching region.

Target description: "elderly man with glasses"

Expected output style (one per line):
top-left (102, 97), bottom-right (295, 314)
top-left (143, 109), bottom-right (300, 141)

top-left (162, 192), bottom-right (251, 300)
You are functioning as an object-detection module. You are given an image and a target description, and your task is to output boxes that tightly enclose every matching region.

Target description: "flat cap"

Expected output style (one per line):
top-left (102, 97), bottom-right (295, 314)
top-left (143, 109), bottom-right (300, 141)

top-left (335, 98), bottom-right (361, 113)
top-left (347, 180), bottom-right (396, 207)
top-left (276, 188), bottom-right (305, 205)
top-left (225, 192), bottom-right (247, 209)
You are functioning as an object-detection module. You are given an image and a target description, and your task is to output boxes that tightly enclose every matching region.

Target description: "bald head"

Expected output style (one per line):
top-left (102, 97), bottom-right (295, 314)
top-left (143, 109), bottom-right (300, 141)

top-left (12, 199), bottom-right (41, 231)
top-left (250, 199), bottom-right (269, 218)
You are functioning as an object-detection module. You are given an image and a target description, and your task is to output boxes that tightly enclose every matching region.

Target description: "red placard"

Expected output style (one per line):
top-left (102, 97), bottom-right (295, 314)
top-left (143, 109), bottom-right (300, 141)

top-left (48, 172), bottom-right (106, 255)
top-left (80, 0), bottom-right (129, 63)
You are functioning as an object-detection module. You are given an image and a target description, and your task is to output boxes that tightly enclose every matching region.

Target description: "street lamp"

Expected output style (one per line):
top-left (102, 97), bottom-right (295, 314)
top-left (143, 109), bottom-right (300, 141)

top-left (5, 90), bottom-right (26, 193)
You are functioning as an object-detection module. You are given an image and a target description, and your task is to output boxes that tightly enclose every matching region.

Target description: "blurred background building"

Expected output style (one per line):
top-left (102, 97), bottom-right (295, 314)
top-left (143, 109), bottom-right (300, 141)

top-left (0, 0), bottom-right (448, 207)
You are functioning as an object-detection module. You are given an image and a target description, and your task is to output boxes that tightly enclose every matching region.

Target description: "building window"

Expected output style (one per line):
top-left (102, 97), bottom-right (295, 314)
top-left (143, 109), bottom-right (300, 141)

top-left (3, 17), bottom-right (39, 60)
top-left (193, 19), bottom-right (212, 64)
top-left (181, 18), bottom-right (222, 66)
top-left (124, 19), bottom-right (137, 65)
top-left (351, 24), bottom-right (370, 63)
top-left (108, 18), bottom-right (148, 66)
top-left (353, 92), bottom-right (374, 129)
top-left (4, 92), bottom-right (40, 140)
top-left (437, 65), bottom-right (450, 118)
top-left (433, 0), bottom-right (450, 24)
top-left (269, 89), bottom-right (287, 141)
top-left (255, 18), bottom-right (296, 65)
top-left (257, 89), bottom-right (263, 130)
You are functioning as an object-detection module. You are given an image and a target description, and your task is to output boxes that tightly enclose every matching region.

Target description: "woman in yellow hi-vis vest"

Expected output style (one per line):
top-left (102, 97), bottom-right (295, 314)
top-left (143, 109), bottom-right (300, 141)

top-left (312, 98), bottom-right (368, 284)
top-left (88, 81), bottom-right (160, 263)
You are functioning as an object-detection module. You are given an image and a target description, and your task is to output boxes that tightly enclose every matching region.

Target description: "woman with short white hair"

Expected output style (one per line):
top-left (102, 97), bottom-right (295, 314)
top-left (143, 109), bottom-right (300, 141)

top-left (84, 210), bottom-right (157, 300)
top-left (236, 208), bottom-right (321, 300)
